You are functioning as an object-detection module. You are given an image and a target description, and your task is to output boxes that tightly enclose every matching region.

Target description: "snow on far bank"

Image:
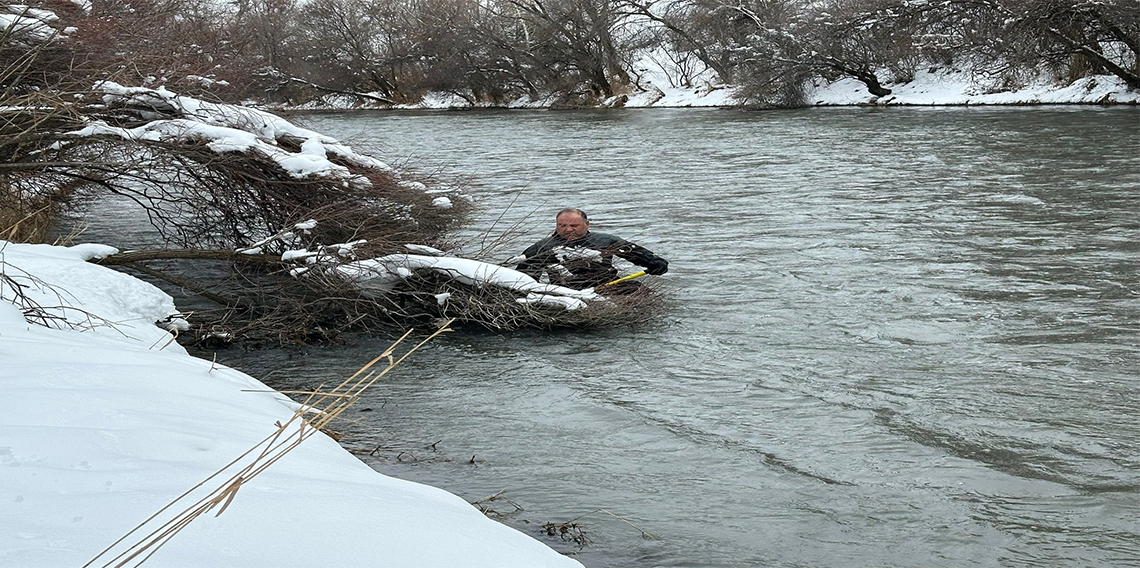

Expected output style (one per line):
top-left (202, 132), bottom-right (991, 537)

top-left (0, 240), bottom-right (582, 568)
top-left (355, 67), bottom-right (1138, 110)
top-left (595, 68), bottom-right (1137, 107)
top-left (622, 49), bottom-right (738, 108)
top-left (807, 69), bottom-right (1140, 106)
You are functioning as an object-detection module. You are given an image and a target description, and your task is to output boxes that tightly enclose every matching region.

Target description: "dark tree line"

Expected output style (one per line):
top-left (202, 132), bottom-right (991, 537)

top-left (4, 0), bottom-right (1134, 109)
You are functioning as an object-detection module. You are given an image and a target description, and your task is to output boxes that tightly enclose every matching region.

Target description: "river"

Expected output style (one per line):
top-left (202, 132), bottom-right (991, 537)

top-left (110, 107), bottom-right (1140, 567)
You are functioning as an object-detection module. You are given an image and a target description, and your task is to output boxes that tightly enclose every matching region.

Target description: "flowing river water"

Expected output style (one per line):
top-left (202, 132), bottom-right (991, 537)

top-left (93, 107), bottom-right (1140, 567)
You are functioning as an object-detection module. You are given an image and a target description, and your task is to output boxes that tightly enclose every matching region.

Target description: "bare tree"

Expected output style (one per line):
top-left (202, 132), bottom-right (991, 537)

top-left (290, 0), bottom-right (479, 104)
top-left (619, 0), bottom-right (737, 84)
top-left (417, 0), bottom-right (551, 104)
top-left (985, 0), bottom-right (1139, 89)
top-left (675, 0), bottom-right (814, 106)
top-left (2, 2), bottom-right (473, 344)
top-left (498, 0), bottom-right (639, 101)
top-left (866, 0), bottom-right (1139, 91)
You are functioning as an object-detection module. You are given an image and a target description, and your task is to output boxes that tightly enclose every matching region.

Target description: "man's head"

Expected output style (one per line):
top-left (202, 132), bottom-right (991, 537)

top-left (555, 208), bottom-right (590, 240)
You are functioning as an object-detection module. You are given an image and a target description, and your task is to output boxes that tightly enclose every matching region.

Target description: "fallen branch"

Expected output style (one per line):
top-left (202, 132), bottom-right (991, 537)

top-left (117, 261), bottom-right (248, 310)
top-left (288, 77), bottom-right (397, 105)
top-left (562, 508), bottom-right (657, 540)
top-left (94, 249), bottom-right (283, 266)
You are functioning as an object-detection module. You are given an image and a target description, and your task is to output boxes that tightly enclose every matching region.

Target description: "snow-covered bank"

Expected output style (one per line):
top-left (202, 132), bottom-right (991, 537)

top-left (0, 241), bottom-right (581, 568)
top-left (805, 70), bottom-right (1139, 106)
top-left (358, 68), bottom-right (1136, 110)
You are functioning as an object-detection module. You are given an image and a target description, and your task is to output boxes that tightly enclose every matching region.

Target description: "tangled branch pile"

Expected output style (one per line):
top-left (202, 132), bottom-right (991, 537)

top-left (312, 250), bottom-right (671, 331)
top-left (1, 10), bottom-right (461, 343)
top-left (1, 6), bottom-right (668, 343)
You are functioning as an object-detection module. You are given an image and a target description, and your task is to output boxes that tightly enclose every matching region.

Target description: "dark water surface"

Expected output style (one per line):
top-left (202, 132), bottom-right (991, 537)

top-left (150, 108), bottom-right (1140, 566)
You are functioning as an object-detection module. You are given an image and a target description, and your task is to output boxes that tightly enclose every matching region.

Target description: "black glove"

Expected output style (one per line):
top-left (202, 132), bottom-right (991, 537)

top-left (644, 258), bottom-right (668, 276)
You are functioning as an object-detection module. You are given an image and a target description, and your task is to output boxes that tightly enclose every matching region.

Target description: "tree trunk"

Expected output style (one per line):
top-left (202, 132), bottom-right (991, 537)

top-left (857, 71), bottom-right (892, 97)
top-left (824, 58), bottom-right (892, 97)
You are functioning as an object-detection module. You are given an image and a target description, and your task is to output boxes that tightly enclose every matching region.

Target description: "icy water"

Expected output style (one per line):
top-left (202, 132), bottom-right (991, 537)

top-left (121, 107), bottom-right (1140, 567)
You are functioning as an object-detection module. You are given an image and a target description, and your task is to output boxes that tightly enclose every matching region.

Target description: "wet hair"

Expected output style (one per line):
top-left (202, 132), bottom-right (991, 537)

top-left (556, 208), bottom-right (588, 221)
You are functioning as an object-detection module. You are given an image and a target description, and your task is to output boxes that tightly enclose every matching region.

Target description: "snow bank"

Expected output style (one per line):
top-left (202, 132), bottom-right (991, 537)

top-left (0, 240), bottom-right (581, 568)
top-left (623, 68), bottom-right (1138, 107)
top-left (384, 67), bottom-right (1137, 110)
top-left (807, 69), bottom-right (1140, 106)
top-left (0, 240), bottom-right (185, 347)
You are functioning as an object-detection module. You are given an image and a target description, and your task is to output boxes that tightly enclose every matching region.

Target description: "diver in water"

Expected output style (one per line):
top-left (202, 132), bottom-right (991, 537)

top-left (515, 208), bottom-right (668, 289)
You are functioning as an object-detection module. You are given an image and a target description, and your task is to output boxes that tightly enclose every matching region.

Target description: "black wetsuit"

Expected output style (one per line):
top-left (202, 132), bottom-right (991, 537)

top-left (516, 231), bottom-right (668, 288)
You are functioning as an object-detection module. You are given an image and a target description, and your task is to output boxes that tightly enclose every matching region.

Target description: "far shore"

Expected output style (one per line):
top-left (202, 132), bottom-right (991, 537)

top-left (271, 72), bottom-right (1139, 113)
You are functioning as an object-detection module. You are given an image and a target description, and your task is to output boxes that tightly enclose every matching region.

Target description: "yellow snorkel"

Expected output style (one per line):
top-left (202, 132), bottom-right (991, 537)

top-left (596, 270), bottom-right (647, 289)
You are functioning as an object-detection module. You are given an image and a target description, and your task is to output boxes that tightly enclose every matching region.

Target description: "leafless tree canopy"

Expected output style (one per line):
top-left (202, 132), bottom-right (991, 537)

top-left (2, 4), bottom-right (478, 344)
top-left (5, 0), bottom-right (1136, 108)
top-left (28, 0), bottom-right (1130, 107)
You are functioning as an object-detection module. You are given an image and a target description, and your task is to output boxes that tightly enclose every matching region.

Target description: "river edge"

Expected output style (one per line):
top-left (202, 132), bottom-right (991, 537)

top-left (0, 239), bottom-right (583, 568)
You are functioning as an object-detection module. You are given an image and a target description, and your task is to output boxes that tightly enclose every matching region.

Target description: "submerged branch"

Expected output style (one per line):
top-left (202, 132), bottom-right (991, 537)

top-left (116, 261), bottom-right (249, 310)
top-left (95, 249), bottom-right (284, 266)
top-left (287, 78), bottom-right (397, 105)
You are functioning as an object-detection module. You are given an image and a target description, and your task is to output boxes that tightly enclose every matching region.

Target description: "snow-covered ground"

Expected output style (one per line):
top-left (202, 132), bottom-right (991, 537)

top-left (0, 239), bottom-right (581, 568)
top-left (389, 66), bottom-right (1138, 110)
top-left (804, 69), bottom-right (1139, 106)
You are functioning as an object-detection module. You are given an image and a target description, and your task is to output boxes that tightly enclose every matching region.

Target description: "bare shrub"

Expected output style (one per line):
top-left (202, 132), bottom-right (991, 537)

top-left (2, 22), bottom-right (472, 344)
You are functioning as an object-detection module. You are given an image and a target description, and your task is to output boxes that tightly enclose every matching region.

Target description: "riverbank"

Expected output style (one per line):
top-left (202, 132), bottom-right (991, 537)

top-left (623, 67), bottom-right (1139, 107)
top-left (285, 68), bottom-right (1138, 111)
top-left (802, 70), bottom-right (1139, 106)
top-left (0, 240), bottom-right (581, 568)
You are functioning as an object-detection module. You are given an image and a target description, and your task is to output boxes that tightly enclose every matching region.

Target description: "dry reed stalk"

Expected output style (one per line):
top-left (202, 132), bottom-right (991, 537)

top-left (562, 508), bottom-right (657, 540)
top-left (0, 204), bottom-right (53, 243)
top-left (541, 508), bottom-right (656, 548)
top-left (84, 320), bottom-right (453, 568)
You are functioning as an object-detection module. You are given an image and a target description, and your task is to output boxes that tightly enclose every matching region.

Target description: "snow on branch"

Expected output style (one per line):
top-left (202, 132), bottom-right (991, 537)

top-left (332, 253), bottom-right (601, 311)
top-left (76, 81), bottom-right (402, 187)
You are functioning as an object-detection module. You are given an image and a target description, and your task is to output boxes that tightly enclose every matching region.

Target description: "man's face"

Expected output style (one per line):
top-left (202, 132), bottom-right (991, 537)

top-left (555, 212), bottom-right (589, 240)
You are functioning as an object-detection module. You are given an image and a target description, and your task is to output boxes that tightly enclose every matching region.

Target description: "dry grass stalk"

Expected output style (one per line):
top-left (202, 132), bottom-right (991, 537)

top-left (83, 320), bottom-right (453, 568)
top-left (562, 508), bottom-right (657, 540)
top-left (1, 204), bottom-right (54, 244)
top-left (471, 489), bottom-right (525, 520)
top-left (540, 508), bottom-right (656, 548)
